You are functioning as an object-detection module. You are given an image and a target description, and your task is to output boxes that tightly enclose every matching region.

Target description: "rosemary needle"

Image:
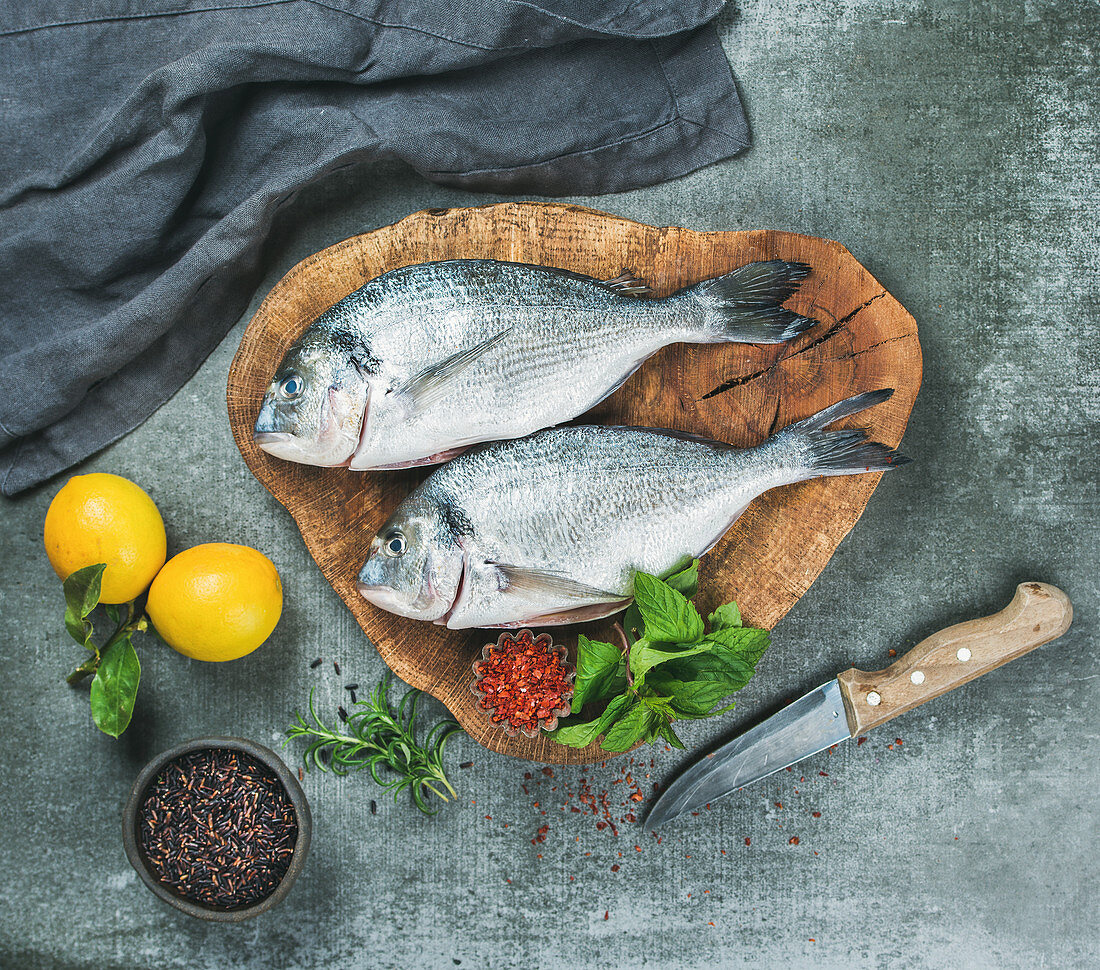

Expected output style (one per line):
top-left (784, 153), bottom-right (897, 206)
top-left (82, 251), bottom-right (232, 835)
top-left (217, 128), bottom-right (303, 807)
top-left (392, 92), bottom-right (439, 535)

top-left (286, 677), bottom-right (460, 814)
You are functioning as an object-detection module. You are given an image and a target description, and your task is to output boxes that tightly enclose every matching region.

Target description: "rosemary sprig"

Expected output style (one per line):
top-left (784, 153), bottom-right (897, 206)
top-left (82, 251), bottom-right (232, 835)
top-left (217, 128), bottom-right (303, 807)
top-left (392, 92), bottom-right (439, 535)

top-left (286, 677), bottom-right (461, 814)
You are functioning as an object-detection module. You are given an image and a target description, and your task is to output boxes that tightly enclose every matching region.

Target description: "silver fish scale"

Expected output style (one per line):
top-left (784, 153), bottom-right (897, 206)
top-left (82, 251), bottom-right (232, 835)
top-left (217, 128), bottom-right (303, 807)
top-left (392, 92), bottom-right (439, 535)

top-left (421, 425), bottom-right (798, 627)
top-left (335, 261), bottom-right (697, 468)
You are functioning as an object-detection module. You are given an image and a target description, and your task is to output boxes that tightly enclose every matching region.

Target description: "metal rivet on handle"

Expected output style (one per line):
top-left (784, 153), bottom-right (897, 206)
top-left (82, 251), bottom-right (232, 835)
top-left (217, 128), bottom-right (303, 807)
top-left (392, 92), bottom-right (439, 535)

top-left (866, 691), bottom-right (881, 706)
top-left (957, 647), bottom-right (972, 662)
top-left (911, 670), bottom-right (925, 685)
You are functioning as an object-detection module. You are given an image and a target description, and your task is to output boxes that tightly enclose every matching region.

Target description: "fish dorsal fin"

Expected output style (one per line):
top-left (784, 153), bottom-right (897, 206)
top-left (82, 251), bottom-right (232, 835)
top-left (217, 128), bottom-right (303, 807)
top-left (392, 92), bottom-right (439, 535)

top-left (394, 327), bottom-right (512, 410)
top-left (601, 268), bottom-right (651, 295)
top-left (489, 562), bottom-right (623, 601)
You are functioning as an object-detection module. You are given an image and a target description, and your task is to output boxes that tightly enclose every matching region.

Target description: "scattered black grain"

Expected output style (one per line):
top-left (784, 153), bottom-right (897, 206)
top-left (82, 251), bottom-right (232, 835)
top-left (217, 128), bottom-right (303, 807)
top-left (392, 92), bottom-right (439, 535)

top-left (338, 706), bottom-right (348, 723)
top-left (344, 683), bottom-right (359, 692)
top-left (349, 689), bottom-right (358, 704)
top-left (370, 800), bottom-right (377, 815)
top-left (333, 661), bottom-right (341, 675)
top-left (138, 748), bottom-right (298, 910)
top-left (459, 762), bottom-right (474, 769)
top-left (309, 658), bottom-right (322, 669)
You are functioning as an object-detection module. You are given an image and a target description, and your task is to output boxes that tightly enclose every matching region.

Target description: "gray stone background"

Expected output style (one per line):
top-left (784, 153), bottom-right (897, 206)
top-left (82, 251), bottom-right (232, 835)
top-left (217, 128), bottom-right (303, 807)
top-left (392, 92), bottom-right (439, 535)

top-left (1, 1), bottom-right (1096, 967)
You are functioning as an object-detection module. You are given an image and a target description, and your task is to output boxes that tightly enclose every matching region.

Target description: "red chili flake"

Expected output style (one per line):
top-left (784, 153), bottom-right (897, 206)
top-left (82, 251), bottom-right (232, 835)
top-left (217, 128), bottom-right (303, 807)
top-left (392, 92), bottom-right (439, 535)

top-left (634, 845), bottom-right (641, 852)
top-left (789, 836), bottom-right (800, 845)
top-left (603, 910), bottom-right (609, 921)
top-left (484, 815), bottom-right (492, 820)
top-left (819, 771), bottom-right (828, 777)
top-left (775, 802), bottom-right (783, 809)
top-left (610, 864), bottom-right (620, 872)
top-left (895, 738), bottom-right (903, 745)
top-left (708, 921), bottom-right (716, 926)
top-left (812, 811), bottom-right (822, 818)
top-left (888, 648), bottom-right (897, 656)
top-left (524, 772), bottom-right (532, 780)
top-left (856, 736), bottom-right (867, 746)
top-left (472, 630), bottom-right (574, 733)
top-left (720, 849), bottom-right (727, 856)
top-left (630, 792), bottom-right (644, 802)
top-left (541, 767), bottom-right (554, 777)
top-left (744, 837), bottom-right (751, 846)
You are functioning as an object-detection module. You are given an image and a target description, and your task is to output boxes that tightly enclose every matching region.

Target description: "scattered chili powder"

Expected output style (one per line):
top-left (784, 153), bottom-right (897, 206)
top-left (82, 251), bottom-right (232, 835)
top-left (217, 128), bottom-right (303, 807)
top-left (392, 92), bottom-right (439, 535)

top-left (473, 630), bottom-right (574, 736)
top-left (789, 836), bottom-right (800, 845)
top-left (138, 748), bottom-right (298, 910)
top-left (811, 811), bottom-right (821, 819)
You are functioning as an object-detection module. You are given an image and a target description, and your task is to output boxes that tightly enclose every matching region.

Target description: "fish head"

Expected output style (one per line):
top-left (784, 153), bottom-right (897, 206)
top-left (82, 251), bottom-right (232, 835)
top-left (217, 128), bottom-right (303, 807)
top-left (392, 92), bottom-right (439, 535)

top-left (253, 327), bottom-right (372, 466)
top-left (356, 495), bottom-right (465, 622)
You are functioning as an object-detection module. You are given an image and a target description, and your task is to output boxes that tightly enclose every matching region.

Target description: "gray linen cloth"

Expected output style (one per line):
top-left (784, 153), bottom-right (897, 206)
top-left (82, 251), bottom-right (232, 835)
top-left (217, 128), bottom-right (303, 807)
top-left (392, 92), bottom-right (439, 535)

top-left (0, 1), bottom-right (750, 496)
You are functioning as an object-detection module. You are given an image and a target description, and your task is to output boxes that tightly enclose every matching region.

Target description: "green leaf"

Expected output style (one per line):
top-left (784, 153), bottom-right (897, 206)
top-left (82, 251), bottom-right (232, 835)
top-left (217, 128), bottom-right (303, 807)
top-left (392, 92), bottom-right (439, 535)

top-left (89, 636), bottom-right (140, 737)
top-left (621, 603), bottom-right (644, 645)
top-left (704, 626), bottom-right (771, 665)
top-left (646, 675), bottom-right (739, 718)
top-left (662, 559), bottom-right (699, 600)
top-left (63, 563), bottom-right (105, 648)
top-left (601, 701), bottom-right (657, 753)
top-left (104, 604), bottom-right (121, 625)
top-left (570, 635), bottom-right (627, 709)
top-left (550, 693), bottom-right (633, 748)
top-left (629, 640), bottom-right (710, 683)
top-left (707, 600), bottom-right (742, 631)
top-left (658, 720), bottom-right (685, 749)
top-left (632, 571), bottom-right (704, 644)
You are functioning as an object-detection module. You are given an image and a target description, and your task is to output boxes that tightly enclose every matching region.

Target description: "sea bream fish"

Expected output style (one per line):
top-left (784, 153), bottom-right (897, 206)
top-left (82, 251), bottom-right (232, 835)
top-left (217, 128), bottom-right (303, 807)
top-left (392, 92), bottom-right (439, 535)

top-left (356, 389), bottom-right (909, 629)
top-left (253, 259), bottom-right (818, 469)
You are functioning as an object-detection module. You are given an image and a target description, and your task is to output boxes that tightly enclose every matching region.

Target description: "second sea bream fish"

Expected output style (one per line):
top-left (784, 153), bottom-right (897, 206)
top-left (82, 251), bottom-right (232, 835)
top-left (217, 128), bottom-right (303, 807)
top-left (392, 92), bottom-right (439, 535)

top-left (253, 258), bottom-right (817, 469)
top-left (356, 390), bottom-right (910, 629)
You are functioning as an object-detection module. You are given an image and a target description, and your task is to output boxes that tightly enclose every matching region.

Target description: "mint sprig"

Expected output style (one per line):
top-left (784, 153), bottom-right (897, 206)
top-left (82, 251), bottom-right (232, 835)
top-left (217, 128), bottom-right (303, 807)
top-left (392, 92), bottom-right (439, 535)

top-left (549, 561), bottom-right (769, 752)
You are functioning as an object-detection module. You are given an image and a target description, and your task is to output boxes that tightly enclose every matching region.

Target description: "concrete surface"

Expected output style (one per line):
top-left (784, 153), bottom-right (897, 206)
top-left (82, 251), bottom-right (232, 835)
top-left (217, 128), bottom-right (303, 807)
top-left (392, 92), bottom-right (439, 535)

top-left (1, 2), bottom-right (1097, 968)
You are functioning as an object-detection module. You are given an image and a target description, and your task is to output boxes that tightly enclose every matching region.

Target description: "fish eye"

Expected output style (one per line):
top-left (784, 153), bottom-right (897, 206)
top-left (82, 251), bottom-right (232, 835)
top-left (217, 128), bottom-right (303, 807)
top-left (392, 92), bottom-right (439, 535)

top-left (382, 531), bottom-right (407, 557)
top-left (278, 374), bottom-right (304, 400)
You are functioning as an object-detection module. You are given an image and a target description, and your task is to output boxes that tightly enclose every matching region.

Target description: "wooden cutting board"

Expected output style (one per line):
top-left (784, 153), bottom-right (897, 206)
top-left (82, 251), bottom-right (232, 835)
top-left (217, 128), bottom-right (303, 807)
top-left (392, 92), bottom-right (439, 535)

top-left (227, 202), bottom-right (921, 764)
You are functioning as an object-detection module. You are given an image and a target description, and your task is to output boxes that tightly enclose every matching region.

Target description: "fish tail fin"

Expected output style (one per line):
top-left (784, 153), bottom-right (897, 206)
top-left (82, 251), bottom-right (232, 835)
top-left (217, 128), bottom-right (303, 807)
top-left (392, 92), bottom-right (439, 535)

top-left (777, 389), bottom-right (912, 476)
top-left (686, 260), bottom-right (817, 344)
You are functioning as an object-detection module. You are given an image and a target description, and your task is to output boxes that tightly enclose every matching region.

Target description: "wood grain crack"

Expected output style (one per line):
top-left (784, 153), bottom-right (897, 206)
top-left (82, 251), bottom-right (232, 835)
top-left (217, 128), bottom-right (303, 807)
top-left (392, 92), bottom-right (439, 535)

top-left (700, 291), bottom-right (888, 401)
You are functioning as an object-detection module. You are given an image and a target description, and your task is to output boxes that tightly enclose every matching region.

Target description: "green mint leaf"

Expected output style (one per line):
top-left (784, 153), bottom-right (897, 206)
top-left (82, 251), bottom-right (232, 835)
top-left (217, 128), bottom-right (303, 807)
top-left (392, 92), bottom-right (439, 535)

top-left (600, 701), bottom-right (656, 753)
top-left (633, 571), bottom-right (704, 644)
top-left (646, 675), bottom-right (739, 718)
top-left (570, 635), bottom-right (627, 709)
top-left (629, 640), bottom-right (710, 684)
top-left (661, 559), bottom-right (699, 600)
top-left (89, 636), bottom-right (141, 737)
top-left (550, 693), bottom-right (633, 748)
top-left (707, 601), bottom-right (742, 631)
top-left (658, 719), bottom-right (685, 749)
top-left (621, 603), bottom-right (644, 646)
top-left (63, 563), bottom-right (105, 648)
top-left (704, 626), bottom-right (771, 665)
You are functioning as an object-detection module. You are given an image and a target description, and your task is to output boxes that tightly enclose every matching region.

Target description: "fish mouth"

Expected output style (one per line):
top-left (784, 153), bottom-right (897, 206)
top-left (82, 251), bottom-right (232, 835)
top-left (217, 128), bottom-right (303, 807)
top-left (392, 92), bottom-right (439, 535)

top-left (254, 430), bottom-right (293, 448)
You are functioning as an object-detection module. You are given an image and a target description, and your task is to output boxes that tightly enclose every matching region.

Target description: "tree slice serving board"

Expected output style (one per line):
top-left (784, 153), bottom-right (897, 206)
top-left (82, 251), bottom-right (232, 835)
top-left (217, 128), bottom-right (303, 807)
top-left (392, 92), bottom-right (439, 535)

top-left (227, 202), bottom-right (921, 764)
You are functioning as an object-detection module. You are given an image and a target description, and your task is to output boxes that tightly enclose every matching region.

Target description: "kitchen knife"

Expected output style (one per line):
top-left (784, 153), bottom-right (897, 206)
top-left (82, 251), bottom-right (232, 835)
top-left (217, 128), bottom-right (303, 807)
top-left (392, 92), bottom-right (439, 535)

top-left (646, 582), bottom-right (1072, 831)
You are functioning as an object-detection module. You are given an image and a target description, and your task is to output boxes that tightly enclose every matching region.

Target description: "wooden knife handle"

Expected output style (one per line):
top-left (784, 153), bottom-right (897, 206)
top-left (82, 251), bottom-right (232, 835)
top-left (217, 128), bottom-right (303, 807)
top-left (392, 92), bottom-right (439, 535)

top-left (837, 582), bottom-right (1072, 735)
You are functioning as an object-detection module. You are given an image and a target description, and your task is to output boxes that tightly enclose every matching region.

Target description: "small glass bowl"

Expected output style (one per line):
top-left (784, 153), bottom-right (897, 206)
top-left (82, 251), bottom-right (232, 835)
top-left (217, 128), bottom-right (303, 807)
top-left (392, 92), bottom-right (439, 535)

top-left (470, 630), bottom-right (576, 739)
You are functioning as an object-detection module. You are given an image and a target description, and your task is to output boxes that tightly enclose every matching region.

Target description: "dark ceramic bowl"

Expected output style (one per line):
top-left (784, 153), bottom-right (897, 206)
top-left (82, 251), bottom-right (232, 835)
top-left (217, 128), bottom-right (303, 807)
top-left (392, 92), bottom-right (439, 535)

top-left (122, 736), bottom-right (312, 922)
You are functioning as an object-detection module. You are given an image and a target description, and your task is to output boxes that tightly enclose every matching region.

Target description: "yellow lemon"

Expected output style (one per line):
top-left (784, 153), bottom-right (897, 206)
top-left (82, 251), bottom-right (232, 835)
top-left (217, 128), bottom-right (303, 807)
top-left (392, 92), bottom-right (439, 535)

top-left (146, 543), bottom-right (282, 662)
top-left (44, 473), bottom-right (167, 604)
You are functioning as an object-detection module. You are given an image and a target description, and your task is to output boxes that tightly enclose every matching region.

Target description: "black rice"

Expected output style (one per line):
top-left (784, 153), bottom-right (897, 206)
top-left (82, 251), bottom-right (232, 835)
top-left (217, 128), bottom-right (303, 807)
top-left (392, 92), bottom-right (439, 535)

top-left (138, 748), bottom-right (297, 910)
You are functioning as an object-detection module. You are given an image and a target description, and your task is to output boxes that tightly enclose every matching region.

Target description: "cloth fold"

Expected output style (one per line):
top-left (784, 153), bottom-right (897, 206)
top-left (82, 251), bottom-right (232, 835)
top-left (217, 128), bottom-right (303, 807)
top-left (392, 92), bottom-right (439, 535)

top-left (0, 0), bottom-right (750, 496)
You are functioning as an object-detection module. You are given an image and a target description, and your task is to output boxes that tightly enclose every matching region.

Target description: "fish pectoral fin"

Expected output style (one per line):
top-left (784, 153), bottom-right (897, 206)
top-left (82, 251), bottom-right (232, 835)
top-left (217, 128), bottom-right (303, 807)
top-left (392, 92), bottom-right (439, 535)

top-left (489, 562), bottom-right (623, 602)
top-left (394, 327), bottom-right (513, 410)
top-left (601, 268), bottom-right (651, 296)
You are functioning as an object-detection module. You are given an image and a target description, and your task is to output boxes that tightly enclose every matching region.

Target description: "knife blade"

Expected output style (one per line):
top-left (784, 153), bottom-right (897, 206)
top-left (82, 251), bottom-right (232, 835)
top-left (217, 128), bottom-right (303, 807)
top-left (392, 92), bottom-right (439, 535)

top-left (646, 581), bottom-right (1072, 831)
